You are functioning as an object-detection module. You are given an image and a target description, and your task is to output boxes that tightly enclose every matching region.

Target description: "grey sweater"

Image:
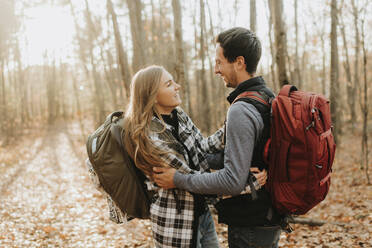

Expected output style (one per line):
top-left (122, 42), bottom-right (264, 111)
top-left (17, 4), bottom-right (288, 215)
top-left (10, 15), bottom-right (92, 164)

top-left (174, 101), bottom-right (264, 196)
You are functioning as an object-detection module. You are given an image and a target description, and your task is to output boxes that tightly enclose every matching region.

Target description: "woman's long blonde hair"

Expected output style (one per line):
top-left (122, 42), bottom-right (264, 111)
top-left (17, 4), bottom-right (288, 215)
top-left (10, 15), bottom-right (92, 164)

top-left (123, 65), bottom-right (169, 177)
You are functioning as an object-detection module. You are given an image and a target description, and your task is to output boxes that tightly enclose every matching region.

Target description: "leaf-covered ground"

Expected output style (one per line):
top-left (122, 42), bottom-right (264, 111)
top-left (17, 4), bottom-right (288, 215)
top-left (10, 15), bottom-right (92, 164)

top-left (0, 122), bottom-right (371, 247)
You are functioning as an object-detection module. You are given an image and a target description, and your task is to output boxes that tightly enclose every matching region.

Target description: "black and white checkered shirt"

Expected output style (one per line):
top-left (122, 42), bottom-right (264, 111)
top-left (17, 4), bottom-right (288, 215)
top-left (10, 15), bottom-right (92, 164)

top-left (148, 107), bottom-right (224, 247)
top-left (87, 107), bottom-right (224, 247)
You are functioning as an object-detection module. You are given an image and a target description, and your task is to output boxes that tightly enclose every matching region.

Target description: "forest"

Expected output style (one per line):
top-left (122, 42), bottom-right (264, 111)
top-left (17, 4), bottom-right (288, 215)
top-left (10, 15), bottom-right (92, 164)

top-left (0, 0), bottom-right (371, 247)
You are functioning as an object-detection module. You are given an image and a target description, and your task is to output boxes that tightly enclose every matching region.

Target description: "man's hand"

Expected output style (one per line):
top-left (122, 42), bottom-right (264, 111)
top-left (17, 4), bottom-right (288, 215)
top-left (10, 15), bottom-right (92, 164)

top-left (250, 167), bottom-right (267, 187)
top-left (153, 167), bottom-right (177, 189)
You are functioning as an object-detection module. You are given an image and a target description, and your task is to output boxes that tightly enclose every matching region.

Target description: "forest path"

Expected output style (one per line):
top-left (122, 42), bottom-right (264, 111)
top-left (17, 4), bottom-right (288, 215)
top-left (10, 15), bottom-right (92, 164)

top-left (0, 122), bottom-right (153, 248)
top-left (0, 121), bottom-right (371, 247)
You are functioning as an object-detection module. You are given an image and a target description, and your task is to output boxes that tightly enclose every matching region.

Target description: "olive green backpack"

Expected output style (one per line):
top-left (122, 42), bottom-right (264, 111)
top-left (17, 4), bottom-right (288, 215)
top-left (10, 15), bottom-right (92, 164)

top-left (86, 111), bottom-right (154, 220)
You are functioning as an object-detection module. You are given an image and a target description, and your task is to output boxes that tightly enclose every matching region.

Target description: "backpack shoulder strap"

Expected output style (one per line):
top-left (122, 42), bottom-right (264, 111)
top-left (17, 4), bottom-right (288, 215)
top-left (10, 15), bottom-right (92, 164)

top-left (111, 124), bottom-right (123, 148)
top-left (233, 91), bottom-right (271, 107)
top-left (232, 90), bottom-right (272, 170)
top-left (232, 91), bottom-right (273, 118)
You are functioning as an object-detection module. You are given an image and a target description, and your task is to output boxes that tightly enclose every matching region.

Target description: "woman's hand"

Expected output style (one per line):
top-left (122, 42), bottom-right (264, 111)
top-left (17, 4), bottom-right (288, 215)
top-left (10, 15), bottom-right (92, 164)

top-left (250, 167), bottom-right (267, 187)
top-left (153, 167), bottom-right (177, 189)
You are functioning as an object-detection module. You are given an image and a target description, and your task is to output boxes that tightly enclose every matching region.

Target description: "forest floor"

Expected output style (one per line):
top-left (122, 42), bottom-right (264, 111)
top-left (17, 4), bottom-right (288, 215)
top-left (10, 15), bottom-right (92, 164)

top-left (0, 120), bottom-right (371, 248)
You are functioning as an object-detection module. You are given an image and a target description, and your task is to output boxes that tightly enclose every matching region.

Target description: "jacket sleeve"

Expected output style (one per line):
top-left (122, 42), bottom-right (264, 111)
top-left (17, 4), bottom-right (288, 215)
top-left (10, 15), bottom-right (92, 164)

top-left (149, 131), bottom-right (200, 175)
top-left (178, 108), bottom-right (224, 153)
top-left (174, 102), bottom-right (263, 195)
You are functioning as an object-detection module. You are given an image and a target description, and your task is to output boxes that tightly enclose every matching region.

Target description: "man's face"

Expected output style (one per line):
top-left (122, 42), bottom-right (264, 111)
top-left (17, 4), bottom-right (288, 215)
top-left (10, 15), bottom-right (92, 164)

top-left (214, 43), bottom-right (238, 88)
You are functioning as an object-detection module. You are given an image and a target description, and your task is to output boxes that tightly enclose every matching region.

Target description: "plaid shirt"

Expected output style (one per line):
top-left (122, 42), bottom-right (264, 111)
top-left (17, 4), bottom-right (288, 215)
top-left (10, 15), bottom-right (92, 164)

top-left (86, 107), bottom-right (224, 247)
top-left (148, 107), bottom-right (224, 247)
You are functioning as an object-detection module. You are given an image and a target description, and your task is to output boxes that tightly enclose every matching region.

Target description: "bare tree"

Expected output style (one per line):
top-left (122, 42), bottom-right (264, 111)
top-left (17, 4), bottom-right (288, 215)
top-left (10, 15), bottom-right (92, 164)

top-left (83, 0), bottom-right (106, 124)
top-left (360, 10), bottom-right (370, 184)
top-left (14, 40), bottom-right (30, 125)
top-left (270, 0), bottom-right (289, 86)
top-left (0, 56), bottom-right (7, 143)
top-left (330, 0), bottom-right (341, 144)
top-left (348, 0), bottom-right (359, 131)
top-left (127, 0), bottom-right (147, 72)
top-left (199, 0), bottom-right (211, 132)
top-left (339, 7), bottom-right (354, 130)
top-left (107, 0), bottom-right (131, 98)
top-left (250, 0), bottom-right (256, 33)
top-left (172, 0), bottom-right (191, 115)
top-left (44, 56), bottom-right (57, 124)
top-left (309, 5), bottom-right (328, 96)
top-left (266, 0), bottom-right (278, 92)
top-left (294, 0), bottom-right (302, 88)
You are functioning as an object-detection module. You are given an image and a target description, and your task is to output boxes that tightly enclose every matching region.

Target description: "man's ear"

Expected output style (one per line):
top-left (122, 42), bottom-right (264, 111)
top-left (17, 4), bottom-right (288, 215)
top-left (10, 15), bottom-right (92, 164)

top-left (235, 56), bottom-right (246, 71)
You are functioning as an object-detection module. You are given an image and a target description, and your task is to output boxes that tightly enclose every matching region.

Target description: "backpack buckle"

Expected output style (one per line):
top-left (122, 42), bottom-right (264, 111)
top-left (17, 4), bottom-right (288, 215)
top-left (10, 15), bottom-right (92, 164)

top-left (281, 215), bottom-right (294, 233)
top-left (305, 121), bottom-right (314, 130)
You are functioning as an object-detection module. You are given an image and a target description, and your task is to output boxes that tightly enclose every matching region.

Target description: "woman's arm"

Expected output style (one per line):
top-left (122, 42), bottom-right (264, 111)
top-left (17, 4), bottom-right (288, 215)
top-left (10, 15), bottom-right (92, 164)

top-left (178, 108), bottom-right (224, 153)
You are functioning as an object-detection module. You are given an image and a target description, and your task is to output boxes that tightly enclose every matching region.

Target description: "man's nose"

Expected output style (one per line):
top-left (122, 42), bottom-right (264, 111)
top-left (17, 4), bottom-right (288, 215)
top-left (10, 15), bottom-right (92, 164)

top-left (175, 82), bottom-right (181, 90)
top-left (214, 64), bottom-right (220, 74)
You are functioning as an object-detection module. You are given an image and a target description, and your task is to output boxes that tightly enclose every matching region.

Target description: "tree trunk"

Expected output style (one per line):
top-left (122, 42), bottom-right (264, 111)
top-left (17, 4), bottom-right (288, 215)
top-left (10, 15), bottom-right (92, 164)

top-left (172, 0), bottom-right (191, 115)
top-left (45, 57), bottom-right (57, 125)
top-left (294, 0), bottom-right (302, 88)
top-left (270, 0), bottom-right (289, 87)
top-left (0, 58), bottom-right (8, 144)
top-left (340, 16), bottom-right (354, 129)
top-left (199, 0), bottom-right (211, 133)
top-left (14, 41), bottom-right (28, 125)
top-left (266, 0), bottom-right (277, 92)
top-left (321, 34), bottom-right (327, 96)
top-left (330, 0), bottom-right (341, 144)
top-left (69, 0), bottom-right (102, 124)
top-left (71, 73), bottom-right (86, 139)
top-left (150, 0), bottom-right (159, 65)
top-left (250, 0), bottom-right (256, 33)
top-left (127, 0), bottom-right (146, 72)
top-left (59, 62), bottom-right (68, 119)
top-left (193, 11), bottom-right (199, 120)
top-left (360, 17), bottom-right (370, 184)
top-left (101, 47), bottom-right (119, 109)
top-left (349, 0), bottom-right (359, 132)
top-left (107, 0), bottom-right (131, 97)
top-left (83, 0), bottom-right (106, 124)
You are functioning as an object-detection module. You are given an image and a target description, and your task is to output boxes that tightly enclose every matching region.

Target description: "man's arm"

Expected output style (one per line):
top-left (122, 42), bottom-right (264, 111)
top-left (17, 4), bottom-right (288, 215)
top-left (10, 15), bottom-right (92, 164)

top-left (159, 102), bottom-right (264, 195)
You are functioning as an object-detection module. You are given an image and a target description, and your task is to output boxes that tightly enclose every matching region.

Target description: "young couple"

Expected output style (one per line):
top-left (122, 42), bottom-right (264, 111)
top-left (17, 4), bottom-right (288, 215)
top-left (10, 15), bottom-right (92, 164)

top-left (123, 27), bottom-right (282, 248)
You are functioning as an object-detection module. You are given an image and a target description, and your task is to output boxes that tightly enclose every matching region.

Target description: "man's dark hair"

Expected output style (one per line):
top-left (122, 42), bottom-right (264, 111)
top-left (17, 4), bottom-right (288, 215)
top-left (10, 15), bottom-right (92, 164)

top-left (216, 27), bottom-right (261, 74)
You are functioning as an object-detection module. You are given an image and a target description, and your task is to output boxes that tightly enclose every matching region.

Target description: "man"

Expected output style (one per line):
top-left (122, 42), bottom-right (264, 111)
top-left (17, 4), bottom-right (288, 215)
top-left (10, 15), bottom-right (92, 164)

top-left (154, 27), bottom-right (282, 248)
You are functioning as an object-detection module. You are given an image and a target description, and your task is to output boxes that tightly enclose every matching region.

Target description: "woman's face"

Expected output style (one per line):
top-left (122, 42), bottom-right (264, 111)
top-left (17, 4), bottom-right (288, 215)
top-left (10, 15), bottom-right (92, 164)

top-left (155, 70), bottom-right (181, 114)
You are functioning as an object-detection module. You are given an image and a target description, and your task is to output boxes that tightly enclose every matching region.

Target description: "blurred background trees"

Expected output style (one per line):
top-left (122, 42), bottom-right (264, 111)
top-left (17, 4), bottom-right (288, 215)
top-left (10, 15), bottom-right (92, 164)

top-left (0, 0), bottom-right (371, 180)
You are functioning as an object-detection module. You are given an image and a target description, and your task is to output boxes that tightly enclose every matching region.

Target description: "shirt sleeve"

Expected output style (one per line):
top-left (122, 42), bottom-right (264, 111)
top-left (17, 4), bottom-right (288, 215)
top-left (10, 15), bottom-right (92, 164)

top-left (173, 102), bottom-right (264, 195)
top-left (179, 108), bottom-right (224, 153)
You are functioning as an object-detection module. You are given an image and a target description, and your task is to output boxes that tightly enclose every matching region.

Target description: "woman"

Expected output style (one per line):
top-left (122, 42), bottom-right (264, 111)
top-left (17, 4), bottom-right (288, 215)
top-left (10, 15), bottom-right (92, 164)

top-left (122, 65), bottom-right (224, 248)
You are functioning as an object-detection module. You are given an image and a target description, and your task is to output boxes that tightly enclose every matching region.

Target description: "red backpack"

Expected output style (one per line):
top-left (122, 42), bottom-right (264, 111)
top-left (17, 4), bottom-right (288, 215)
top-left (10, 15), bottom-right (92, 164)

top-left (237, 85), bottom-right (336, 215)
